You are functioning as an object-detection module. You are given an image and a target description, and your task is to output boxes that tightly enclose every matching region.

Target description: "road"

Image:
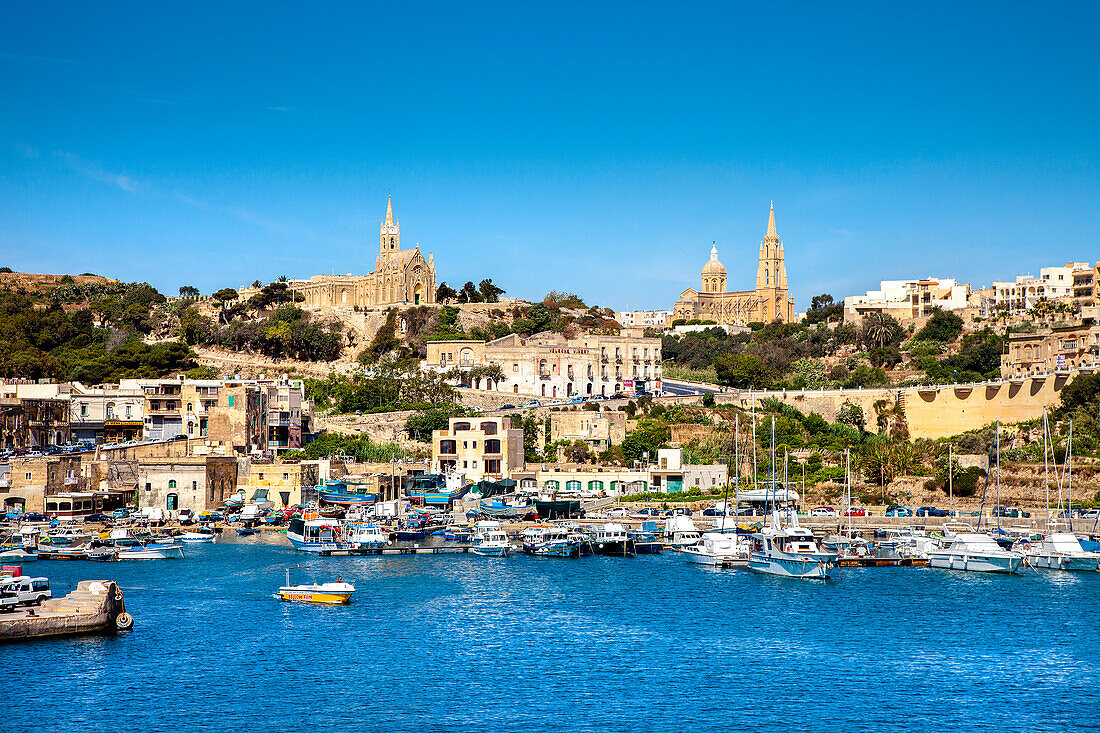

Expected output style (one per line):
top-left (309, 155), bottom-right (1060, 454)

top-left (659, 379), bottom-right (714, 396)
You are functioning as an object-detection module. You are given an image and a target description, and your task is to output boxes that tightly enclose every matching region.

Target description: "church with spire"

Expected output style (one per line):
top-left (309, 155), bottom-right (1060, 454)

top-left (672, 203), bottom-right (794, 325)
top-left (290, 197), bottom-right (437, 309)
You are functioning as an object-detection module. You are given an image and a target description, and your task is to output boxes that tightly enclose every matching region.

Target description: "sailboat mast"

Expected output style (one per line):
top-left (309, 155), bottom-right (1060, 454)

top-left (995, 421), bottom-right (1001, 534)
top-left (770, 417), bottom-right (776, 525)
top-left (948, 442), bottom-right (954, 517)
top-left (846, 448), bottom-right (851, 537)
top-left (1067, 420), bottom-right (1073, 529)
top-left (1042, 408), bottom-right (1050, 530)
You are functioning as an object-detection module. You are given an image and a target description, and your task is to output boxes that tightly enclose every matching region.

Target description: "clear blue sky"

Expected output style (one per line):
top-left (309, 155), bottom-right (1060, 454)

top-left (2, 2), bottom-right (1098, 312)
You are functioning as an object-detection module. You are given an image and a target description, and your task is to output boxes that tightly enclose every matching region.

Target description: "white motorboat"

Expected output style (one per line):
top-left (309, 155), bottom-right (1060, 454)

top-left (0, 548), bottom-right (38, 562)
top-left (117, 543), bottom-right (185, 560)
top-left (874, 528), bottom-right (935, 561)
top-left (588, 523), bottom-right (635, 556)
top-left (470, 520), bottom-right (511, 557)
top-left (344, 522), bottom-right (390, 552)
top-left (928, 524), bottom-right (1023, 573)
top-left (1028, 532), bottom-right (1100, 571)
top-left (748, 520), bottom-right (838, 579)
top-left (664, 515), bottom-right (701, 549)
top-left (179, 529), bottom-right (216, 543)
top-left (683, 530), bottom-right (750, 567)
top-left (285, 515), bottom-right (355, 553)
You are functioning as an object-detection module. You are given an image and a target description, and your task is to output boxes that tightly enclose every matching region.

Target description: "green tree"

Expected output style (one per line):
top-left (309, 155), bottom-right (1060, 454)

top-left (915, 309), bottom-right (964, 343)
top-left (714, 353), bottom-right (769, 388)
top-left (435, 282), bottom-right (458, 302)
top-left (478, 279), bottom-right (505, 303)
top-left (620, 419), bottom-right (671, 463)
top-left (179, 285), bottom-right (200, 298)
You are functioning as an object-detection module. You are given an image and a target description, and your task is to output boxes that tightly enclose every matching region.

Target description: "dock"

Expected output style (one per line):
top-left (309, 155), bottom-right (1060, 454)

top-left (0, 579), bottom-right (132, 643)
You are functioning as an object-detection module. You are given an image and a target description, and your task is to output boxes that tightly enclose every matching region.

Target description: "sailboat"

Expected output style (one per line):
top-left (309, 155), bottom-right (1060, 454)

top-left (747, 417), bottom-right (838, 579)
top-left (1028, 412), bottom-right (1100, 571)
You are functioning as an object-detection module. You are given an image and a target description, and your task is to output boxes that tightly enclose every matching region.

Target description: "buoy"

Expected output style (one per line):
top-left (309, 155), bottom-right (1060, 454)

top-left (115, 612), bottom-right (134, 631)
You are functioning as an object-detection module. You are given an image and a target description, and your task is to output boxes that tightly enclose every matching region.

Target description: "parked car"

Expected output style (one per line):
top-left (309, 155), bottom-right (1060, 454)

top-left (82, 513), bottom-right (111, 524)
top-left (915, 506), bottom-right (948, 517)
top-left (606, 507), bottom-right (629, 518)
top-left (499, 404), bottom-right (516, 410)
top-left (0, 576), bottom-right (51, 606)
top-left (885, 505), bottom-right (912, 517)
top-left (736, 505), bottom-right (757, 516)
top-left (522, 400), bottom-right (542, 408)
top-left (810, 506), bottom-right (837, 517)
top-left (20, 512), bottom-right (47, 522)
top-left (177, 509), bottom-right (195, 525)
top-left (1081, 509), bottom-right (1100, 520)
top-left (992, 506), bottom-right (1030, 518)
top-left (843, 507), bottom-right (868, 517)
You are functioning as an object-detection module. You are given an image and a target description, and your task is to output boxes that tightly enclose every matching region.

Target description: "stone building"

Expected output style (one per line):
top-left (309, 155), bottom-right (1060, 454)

top-left (673, 203), bottom-right (794, 326)
top-left (0, 396), bottom-right (70, 451)
top-left (245, 460), bottom-right (324, 508)
top-left (69, 383), bottom-right (145, 444)
top-left (432, 416), bottom-right (525, 483)
top-left (1001, 318), bottom-right (1100, 378)
top-left (137, 456), bottom-right (240, 512)
top-left (425, 331), bottom-right (663, 399)
top-left (550, 411), bottom-right (626, 452)
top-left (286, 197), bottom-right (437, 308)
top-left (843, 277), bottom-right (970, 324)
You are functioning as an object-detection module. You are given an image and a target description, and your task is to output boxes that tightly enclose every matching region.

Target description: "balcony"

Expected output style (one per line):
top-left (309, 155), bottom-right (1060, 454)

top-left (0, 478), bottom-right (11, 488)
top-left (64, 476), bottom-right (79, 486)
top-left (268, 416), bottom-right (293, 426)
top-left (539, 373), bottom-right (551, 380)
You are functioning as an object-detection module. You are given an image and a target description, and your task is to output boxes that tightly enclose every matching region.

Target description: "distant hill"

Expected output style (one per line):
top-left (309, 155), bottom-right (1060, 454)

top-left (0, 271), bottom-right (116, 293)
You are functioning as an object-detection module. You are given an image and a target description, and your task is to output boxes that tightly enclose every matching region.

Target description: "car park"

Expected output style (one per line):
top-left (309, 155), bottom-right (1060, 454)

top-left (885, 505), bottom-right (912, 517)
top-left (810, 506), bottom-right (837, 517)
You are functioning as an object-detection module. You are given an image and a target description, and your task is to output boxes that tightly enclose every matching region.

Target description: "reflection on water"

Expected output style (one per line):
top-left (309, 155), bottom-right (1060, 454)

top-left (6, 538), bottom-right (1100, 733)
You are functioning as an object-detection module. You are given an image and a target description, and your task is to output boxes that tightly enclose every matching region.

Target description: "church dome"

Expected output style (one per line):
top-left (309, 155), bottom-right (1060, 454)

top-left (702, 244), bottom-right (726, 275)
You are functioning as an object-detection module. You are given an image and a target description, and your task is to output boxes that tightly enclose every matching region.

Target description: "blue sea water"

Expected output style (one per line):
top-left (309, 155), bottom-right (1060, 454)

top-left (6, 535), bottom-right (1100, 733)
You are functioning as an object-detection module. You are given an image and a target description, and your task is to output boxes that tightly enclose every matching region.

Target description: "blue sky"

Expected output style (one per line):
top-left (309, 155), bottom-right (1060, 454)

top-left (2, 2), bottom-right (1098, 312)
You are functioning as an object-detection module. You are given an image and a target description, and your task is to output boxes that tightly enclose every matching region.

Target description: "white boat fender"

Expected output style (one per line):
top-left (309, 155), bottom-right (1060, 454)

top-left (115, 612), bottom-right (134, 630)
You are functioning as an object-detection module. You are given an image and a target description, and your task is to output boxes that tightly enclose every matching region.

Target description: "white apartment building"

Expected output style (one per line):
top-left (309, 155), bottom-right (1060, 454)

top-left (987, 262), bottom-right (1088, 314)
top-left (844, 277), bottom-right (969, 322)
top-left (615, 310), bottom-right (672, 328)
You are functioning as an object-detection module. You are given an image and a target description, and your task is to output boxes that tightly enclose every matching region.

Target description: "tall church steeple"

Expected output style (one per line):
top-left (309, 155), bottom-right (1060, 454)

top-left (755, 201), bottom-right (788, 318)
top-left (379, 196), bottom-right (400, 257)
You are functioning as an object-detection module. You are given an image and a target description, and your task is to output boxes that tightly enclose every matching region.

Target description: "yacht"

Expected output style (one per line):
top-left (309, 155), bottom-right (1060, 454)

top-left (470, 520), bottom-right (512, 557)
top-left (1028, 532), bottom-right (1100, 571)
top-left (683, 530), bottom-right (750, 567)
top-left (748, 520), bottom-right (838, 579)
top-left (874, 528), bottom-right (934, 561)
top-left (180, 529), bottom-right (216, 543)
top-left (588, 523), bottom-right (636, 557)
top-left (116, 542), bottom-right (185, 560)
top-left (928, 524), bottom-right (1023, 573)
top-left (664, 515), bottom-right (702, 549)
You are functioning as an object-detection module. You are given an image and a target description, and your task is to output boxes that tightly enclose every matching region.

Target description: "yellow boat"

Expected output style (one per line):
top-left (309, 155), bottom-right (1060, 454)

top-left (276, 567), bottom-right (355, 605)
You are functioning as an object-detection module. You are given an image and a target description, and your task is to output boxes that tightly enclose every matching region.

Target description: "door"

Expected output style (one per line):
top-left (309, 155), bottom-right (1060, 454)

top-left (166, 493), bottom-right (178, 511)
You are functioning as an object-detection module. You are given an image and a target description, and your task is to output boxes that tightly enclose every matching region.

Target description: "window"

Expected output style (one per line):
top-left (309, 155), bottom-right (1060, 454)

top-left (187, 403), bottom-right (193, 412)
top-left (513, 363), bottom-right (519, 372)
top-left (25, 472), bottom-right (31, 480)
top-left (80, 403), bottom-right (88, 416)
top-left (228, 395), bottom-right (235, 407)
top-left (145, 482), bottom-right (151, 492)
top-left (283, 473), bottom-right (289, 481)
top-left (192, 481), bottom-right (197, 491)
top-left (168, 480), bottom-right (177, 489)
top-left (125, 405), bottom-right (132, 418)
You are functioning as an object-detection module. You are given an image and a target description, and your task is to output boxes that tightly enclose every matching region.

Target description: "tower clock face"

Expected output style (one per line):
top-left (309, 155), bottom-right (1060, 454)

top-left (388, 226), bottom-right (397, 234)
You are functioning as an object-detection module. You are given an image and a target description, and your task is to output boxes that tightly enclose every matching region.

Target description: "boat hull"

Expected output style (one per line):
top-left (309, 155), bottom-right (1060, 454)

top-left (470, 544), bottom-right (511, 557)
top-left (277, 588), bottom-right (353, 605)
top-left (684, 548), bottom-right (747, 567)
top-left (592, 539), bottom-right (636, 557)
top-left (535, 500), bottom-right (582, 520)
top-left (1030, 554), bottom-right (1099, 571)
top-left (524, 541), bottom-right (581, 558)
top-left (928, 552), bottom-right (1022, 573)
top-left (748, 552), bottom-right (835, 579)
top-left (118, 544), bottom-right (185, 560)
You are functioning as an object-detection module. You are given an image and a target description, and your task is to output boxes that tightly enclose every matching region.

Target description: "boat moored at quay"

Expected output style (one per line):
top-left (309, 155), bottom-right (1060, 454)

top-left (928, 524), bottom-right (1024, 573)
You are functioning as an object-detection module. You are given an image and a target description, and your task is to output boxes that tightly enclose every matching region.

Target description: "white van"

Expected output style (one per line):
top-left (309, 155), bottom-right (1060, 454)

top-left (0, 576), bottom-right (51, 606)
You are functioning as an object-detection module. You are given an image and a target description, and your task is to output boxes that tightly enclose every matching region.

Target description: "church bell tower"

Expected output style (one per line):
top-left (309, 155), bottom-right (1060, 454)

top-left (755, 202), bottom-right (788, 321)
top-left (378, 196), bottom-right (400, 269)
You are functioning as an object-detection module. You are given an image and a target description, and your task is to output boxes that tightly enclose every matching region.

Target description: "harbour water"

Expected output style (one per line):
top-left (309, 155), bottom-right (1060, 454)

top-left (7, 535), bottom-right (1100, 732)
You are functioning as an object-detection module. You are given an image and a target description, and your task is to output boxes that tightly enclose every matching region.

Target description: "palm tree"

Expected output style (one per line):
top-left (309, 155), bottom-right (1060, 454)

top-left (863, 312), bottom-right (896, 349)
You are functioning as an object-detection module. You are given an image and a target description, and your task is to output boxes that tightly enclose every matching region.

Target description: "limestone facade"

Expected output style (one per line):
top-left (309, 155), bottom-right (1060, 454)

top-left (432, 416), bottom-right (525, 482)
top-left (290, 197), bottom-right (437, 308)
top-left (425, 331), bottom-right (663, 399)
top-left (673, 203), bottom-right (794, 326)
top-left (1001, 320), bottom-right (1100, 377)
top-left (550, 411), bottom-right (627, 451)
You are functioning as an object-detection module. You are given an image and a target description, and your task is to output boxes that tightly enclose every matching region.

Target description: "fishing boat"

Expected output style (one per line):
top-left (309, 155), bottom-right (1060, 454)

top-left (318, 477), bottom-right (378, 507)
top-left (479, 497), bottom-right (537, 519)
top-left (683, 530), bottom-right (750, 567)
top-left (276, 567), bottom-right (355, 605)
top-left (0, 548), bottom-right (38, 562)
top-left (179, 529), bottom-right (216, 543)
top-left (470, 520), bottom-right (511, 557)
top-left (116, 543), bottom-right (185, 560)
top-left (533, 498), bottom-right (583, 520)
top-left (38, 541), bottom-right (118, 562)
top-left (407, 470), bottom-right (471, 507)
top-left (587, 523), bottom-right (636, 557)
top-left (1027, 532), bottom-right (1100, 571)
top-left (344, 522), bottom-right (390, 552)
top-left (521, 526), bottom-right (583, 558)
top-left (224, 489), bottom-right (247, 510)
top-left (928, 523), bottom-right (1023, 573)
top-left (236, 526), bottom-right (260, 537)
top-left (285, 516), bottom-right (355, 553)
top-left (40, 526), bottom-right (88, 546)
top-left (443, 525), bottom-right (474, 542)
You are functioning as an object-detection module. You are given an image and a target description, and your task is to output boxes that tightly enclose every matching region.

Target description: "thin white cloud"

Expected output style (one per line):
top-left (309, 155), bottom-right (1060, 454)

top-left (53, 150), bottom-right (141, 193)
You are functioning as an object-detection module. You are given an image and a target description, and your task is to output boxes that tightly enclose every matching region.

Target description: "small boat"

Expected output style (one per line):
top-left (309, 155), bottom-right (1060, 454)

top-left (237, 526), bottom-right (261, 537)
top-left (479, 497), bottom-right (537, 519)
top-left (407, 470), bottom-right (472, 507)
top-left (224, 489), bottom-right (247, 509)
top-left (285, 516), bottom-right (355, 553)
top-left (684, 530), bottom-right (750, 567)
top-left (318, 478), bottom-right (377, 507)
top-left (116, 543), bottom-right (185, 560)
top-left (40, 526), bottom-right (88, 546)
top-left (748, 522), bottom-right (838, 579)
top-left (587, 523), bottom-right (636, 557)
top-left (344, 522), bottom-right (390, 552)
top-left (276, 567), bottom-right (355, 605)
top-left (928, 524), bottom-right (1023, 573)
top-left (443, 526), bottom-right (474, 542)
top-left (521, 526), bottom-right (583, 558)
top-left (180, 529), bottom-right (216, 543)
top-left (470, 520), bottom-right (511, 557)
top-left (0, 548), bottom-right (38, 562)
top-left (1027, 532), bottom-right (1100, 571)
top-left (630, 525), bottom-right (664, 554)
top-left (664, 515), bottom-right (701, 549)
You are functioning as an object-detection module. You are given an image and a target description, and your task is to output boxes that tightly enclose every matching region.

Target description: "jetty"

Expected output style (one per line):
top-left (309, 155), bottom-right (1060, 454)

top-left (0, 580), bottom-right (132, 643)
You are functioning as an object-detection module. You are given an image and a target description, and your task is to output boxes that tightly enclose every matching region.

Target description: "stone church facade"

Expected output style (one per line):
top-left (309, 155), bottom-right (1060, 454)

top-left (292, 198), bottom-right (437, 308)
top-left (673, 203), bottom-right (794, 325)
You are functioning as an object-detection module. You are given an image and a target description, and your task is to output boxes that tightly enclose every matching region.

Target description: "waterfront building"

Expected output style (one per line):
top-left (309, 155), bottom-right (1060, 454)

top-left (432, 416), bottom-right (525, 483)
top-left (0, 392), bottom-right (70, 451)
top-left (511, 449), bottom-right (726, 495)
top-left (843, 277), bottom-right (970, 324)
top-left (270, 197), bottom-right (437, 309)
top-left (136, 456), bottom-right (239, 513)
top-left (615, 310), bottom-right (673, 328)
top-left (1072, 262), bottom-right (1100, 309)
top-left (425, 331), bottom-right (663, 398)
top-left (245, 460), bottom-right (325, 508)
top-left (549, 411), bottom-right (626, 453)
top-left (69, 383), bottom-right (145, 444)
top-left (672, 203), bottom-right (794, 326)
